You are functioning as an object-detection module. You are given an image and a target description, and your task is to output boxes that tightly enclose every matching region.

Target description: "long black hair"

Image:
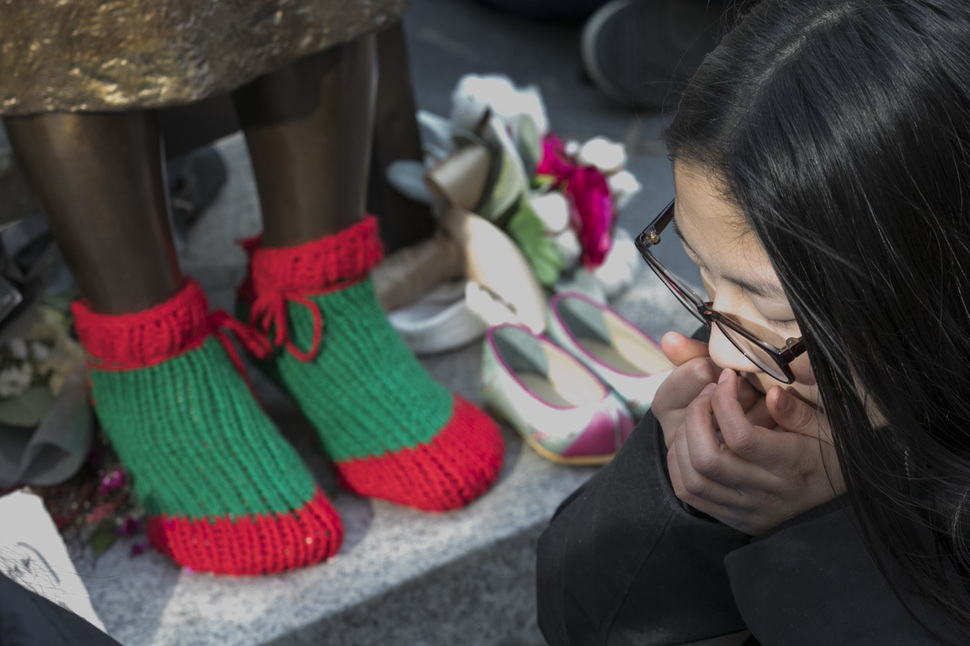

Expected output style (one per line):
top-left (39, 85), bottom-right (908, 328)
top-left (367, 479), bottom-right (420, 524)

top-left (665, 0), bottom-right (970, 638)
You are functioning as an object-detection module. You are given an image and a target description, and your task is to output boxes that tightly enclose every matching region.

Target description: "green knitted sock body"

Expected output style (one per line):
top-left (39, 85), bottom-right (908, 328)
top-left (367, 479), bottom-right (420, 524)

top-left (258, 279), bottom-right (454, 462)
top-left (240, 216), bottom-right (505, 511)
top-left (73, 279), bottom-right (342, 575)
top-left (90, 338), bottom-right (317, 518)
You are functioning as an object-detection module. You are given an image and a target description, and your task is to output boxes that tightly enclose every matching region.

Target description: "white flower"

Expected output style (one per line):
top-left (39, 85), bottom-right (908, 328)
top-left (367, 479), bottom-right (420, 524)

top-left (29, 341), bottom-right (51, 362)
top-left (592, 228), bottom-right (640, 298)
top-left (0, 363), bottom-right (33, 398)
top-left (553, 228), bottom-right (582, 270)
top-left (608, 170), bottom-right (643, 211)
top-left (7, 338), bottom-right (27, 360)
top-left (530, 192), bottom-right (571, 234)
top-left (450, 74), bottom-right (550, 136)
top-left (578, 137), bottom-right (627, 174)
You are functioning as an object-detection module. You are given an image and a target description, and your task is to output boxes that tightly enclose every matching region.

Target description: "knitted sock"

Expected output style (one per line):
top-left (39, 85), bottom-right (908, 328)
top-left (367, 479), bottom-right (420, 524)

top-left (238, 216), bottom-right (505, 512)
top-left (72, 280), bottom-right (342, 575)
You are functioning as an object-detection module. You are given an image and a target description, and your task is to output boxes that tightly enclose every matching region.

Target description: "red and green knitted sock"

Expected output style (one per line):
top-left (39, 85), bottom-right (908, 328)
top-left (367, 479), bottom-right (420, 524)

top-left (238, 216), bottom-right (505, 512)
top-left (72, 279), bottom-right (342, 575)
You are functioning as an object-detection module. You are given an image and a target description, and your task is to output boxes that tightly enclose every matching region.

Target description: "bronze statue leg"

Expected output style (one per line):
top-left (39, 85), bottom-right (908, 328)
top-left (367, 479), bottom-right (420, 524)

top-left (2, 111), bottom-right (181, 314)
top-left (232, 34), bottom-right (378, 248)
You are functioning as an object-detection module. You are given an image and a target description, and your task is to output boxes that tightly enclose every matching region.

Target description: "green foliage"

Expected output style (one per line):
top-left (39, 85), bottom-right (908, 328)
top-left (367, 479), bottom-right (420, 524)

top-left (88, 520), bottom-right (117, 558)
top-left (506, 202), bottom-right (563, 286)
top-left (513, 115), bottom-right (541, 177)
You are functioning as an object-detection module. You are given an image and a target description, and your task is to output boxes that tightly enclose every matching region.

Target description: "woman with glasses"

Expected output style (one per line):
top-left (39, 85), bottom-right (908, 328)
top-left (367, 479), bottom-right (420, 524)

top-left (537, 0), bottom-right (970, 643)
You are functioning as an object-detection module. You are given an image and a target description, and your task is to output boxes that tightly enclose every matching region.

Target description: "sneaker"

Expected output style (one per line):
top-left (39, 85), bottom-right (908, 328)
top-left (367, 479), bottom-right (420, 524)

top-left (581, 0), bottom-right (727, 109)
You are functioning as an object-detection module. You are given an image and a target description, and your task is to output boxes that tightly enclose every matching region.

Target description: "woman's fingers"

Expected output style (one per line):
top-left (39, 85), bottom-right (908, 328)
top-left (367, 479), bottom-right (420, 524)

top-left (767, 387), bottom-right (834, 443)
top-left (668, 369), bottom-right (846, 534)
top-left (736, 373), bottom-right (766, 417)
top-left (661, 331), bottom-right (711, 366)
top-left (654, 356), bottom-right (719, 448)
top-left (708, 371), bottom-right (814, 474)
top-left (681, 380), bottom-right (774, 490)
top-left (668, 417), bottom-right (746, 510)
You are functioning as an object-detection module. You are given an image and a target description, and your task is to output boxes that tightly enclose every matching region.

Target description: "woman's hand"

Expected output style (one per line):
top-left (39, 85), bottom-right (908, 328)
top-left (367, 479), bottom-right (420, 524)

top-left (666, 369), bottom-right (845, 535)
top-left (653, 332), bottom-right (767, 447)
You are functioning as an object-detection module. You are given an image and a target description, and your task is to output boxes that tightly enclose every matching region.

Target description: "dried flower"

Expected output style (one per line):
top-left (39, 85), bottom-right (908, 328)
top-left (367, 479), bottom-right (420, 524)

top-left (117, 516), bottom-right (141, 537)
top-left (98, 469), bottom-right (126, 495)
top-left (0, 363), bottom-right (33, 398)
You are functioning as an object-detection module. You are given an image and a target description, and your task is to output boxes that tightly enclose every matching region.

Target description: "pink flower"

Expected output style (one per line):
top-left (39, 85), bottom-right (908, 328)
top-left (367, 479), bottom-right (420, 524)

top-left (98, 469), bottom-right (126, 495)
top-left (537, 133), bottom-right (616, 268)
top-left (536, 135), bottom-right (575, 182)
top-left (567, 166), bottom-right (615, 268)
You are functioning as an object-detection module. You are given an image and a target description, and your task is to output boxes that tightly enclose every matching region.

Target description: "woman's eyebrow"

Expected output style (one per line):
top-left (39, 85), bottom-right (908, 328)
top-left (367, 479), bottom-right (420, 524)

top-left (672, 218), bottom-right (783, 299)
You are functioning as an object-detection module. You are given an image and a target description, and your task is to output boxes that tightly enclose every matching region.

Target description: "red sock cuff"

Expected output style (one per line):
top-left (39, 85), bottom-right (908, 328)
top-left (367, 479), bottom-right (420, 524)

top-left (245, 215), bottom-right (384, 298)
top-left (72, 279), bottom-right (213, 370)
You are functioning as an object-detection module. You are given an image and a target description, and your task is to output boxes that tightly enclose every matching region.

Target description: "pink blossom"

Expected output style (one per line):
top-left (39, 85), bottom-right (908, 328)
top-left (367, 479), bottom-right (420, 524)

top-left (98, 469), bottom-right (126, 495)
top-left (537, 133), bottom-right (616, 268)
top-left (536, 135), bottom-right (575, 182)
top-left (567, 166), bottom-right (615, 268)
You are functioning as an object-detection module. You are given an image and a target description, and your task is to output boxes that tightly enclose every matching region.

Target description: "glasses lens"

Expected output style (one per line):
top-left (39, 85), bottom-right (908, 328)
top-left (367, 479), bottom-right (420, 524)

top-left (644, 253), bottom-right (707, 324)
top-left (714, 320), bottom-right (791, 383)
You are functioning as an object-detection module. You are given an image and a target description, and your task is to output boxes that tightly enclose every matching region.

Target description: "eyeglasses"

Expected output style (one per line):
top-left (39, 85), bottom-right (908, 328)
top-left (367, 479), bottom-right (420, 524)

top-left (634, 199), bottom-right (806, 383)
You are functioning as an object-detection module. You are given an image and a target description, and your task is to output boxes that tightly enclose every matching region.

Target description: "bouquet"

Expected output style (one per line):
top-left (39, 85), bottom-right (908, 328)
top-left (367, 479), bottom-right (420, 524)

top-left (420, 74), bottom-right (642, 295)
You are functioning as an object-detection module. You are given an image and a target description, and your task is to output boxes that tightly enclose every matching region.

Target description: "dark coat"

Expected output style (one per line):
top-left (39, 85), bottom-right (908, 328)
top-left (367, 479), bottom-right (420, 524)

top-left (0, 573), bottom-right (120, 646)
top-left (536, 410), bottom-right (962, 645)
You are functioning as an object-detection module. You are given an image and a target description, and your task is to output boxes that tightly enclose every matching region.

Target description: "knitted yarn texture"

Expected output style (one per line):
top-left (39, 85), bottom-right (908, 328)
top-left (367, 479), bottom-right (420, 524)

top-left (240, 217), bottom-right (505, 511)
top-left (72, 280), bottom-right (343, 575)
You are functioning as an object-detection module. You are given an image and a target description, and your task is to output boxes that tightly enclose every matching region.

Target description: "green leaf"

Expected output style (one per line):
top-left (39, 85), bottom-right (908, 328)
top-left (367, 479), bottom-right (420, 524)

top-left (531, 174), bottom-right (557, 191)
top-left (0, 386), bottom-right (55, 428)
top-left (513, 115), bottom-right (541, 178)
top-left (506, 203), bottom-right (564, 286)
top-left (89, 521), bottom-right (117, 558)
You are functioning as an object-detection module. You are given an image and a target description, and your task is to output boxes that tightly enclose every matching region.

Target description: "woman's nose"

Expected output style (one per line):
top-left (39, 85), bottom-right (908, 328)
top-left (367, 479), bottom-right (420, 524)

top-left (707, 323), bottom-right (760, 374)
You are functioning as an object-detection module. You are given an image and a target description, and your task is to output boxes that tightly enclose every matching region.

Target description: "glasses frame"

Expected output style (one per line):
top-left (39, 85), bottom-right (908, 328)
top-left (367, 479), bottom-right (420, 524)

top-left (635, 199), bottom-right (806, 384)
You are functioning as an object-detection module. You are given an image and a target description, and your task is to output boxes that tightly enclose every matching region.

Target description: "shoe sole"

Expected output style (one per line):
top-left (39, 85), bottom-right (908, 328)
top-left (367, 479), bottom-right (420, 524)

top-left (486, 403), bottom-right (617, 467)
top-left (581, 0), bottom-right (726, 109)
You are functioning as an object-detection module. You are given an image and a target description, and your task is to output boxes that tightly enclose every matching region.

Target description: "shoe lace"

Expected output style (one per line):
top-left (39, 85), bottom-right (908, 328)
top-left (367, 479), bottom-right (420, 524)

top-left (247, 291), bottom-right (323, 363)
top-left (208, 310), bottom-right (273, 383)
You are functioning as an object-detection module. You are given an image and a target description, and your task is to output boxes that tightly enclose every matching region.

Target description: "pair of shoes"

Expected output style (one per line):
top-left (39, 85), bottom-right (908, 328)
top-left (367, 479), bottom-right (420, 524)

top-left (71, 217), bottom-right (505, 576)
top-left (581, 0), bottom-right (727, 109)
top-left (547, 293), bottom-right (673, 419)
top-left (482, 294), bottom-right (672, 465)
top-left (483, 324), bottom-right (633, 466)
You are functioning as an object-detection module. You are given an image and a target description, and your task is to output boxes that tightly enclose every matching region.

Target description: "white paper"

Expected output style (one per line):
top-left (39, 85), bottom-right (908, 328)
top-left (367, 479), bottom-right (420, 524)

top-left (0, 488), bottom-right (106, 631)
